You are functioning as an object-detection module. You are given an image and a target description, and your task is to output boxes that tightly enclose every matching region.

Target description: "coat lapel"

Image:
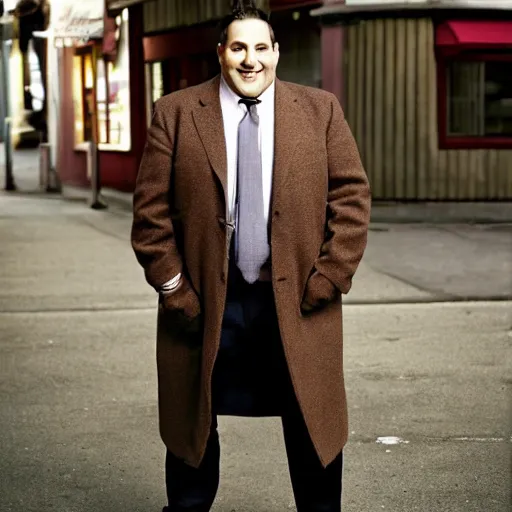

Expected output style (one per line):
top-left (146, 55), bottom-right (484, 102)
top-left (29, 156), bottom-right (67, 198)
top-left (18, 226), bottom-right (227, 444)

top-left (272, 80), bottom-right (304, 209)
top-left (192, 77), bottom-right (303, 215)
top-left (192, 76), bottom-right (228, 201)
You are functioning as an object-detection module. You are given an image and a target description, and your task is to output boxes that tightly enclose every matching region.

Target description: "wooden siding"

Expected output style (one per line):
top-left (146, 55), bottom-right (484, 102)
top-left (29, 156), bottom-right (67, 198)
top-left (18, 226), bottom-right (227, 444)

top-left (344, 18), bottom-right (512, 200)
top-left (143, 0), bottom-right (269, 33)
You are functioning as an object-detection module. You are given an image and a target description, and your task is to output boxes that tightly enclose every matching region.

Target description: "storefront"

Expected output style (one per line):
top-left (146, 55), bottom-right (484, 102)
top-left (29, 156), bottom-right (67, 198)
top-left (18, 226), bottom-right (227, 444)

top-left (54, 0), bottom-right (146, 193)
top-left (312, 0), bottom-right (512, 200)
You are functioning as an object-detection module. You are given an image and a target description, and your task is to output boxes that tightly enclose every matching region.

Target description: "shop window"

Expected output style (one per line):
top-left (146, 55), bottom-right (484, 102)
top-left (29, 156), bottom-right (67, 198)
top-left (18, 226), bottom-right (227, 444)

top-left (145, 61), bottom-right (166, 126)
top-left (151, 62), bottom-right (165, 104)
top-left (72, 9), bottom-right (131, 151)
top-left (438, 53), bottom-right (512, 150)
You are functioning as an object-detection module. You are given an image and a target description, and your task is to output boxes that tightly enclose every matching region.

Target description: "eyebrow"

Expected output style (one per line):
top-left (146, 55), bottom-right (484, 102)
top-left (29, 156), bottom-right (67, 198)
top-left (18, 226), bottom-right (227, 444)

top-left (229, 41), bottom-right (270, 47)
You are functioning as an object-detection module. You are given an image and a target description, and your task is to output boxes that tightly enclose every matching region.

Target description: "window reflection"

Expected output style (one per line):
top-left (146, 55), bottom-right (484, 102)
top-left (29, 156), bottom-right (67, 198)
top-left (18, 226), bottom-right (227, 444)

top-left (448, 58), bottom-right (512, 137)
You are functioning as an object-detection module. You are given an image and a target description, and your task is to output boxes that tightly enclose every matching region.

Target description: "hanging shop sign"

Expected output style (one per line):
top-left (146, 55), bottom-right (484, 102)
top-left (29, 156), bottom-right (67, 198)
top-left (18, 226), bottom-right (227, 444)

top-left (52, 0), bottom-right (104, 41)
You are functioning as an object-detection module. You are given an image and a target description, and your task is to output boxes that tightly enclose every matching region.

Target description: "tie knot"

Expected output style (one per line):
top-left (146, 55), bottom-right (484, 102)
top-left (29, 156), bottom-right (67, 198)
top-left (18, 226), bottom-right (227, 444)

top-left (239, 98), bottom-right (261, 112)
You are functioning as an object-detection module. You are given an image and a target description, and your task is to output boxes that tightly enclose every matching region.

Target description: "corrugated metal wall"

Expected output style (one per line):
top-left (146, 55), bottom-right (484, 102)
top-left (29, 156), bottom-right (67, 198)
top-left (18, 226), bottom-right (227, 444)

top-left (143, 0), bottom-right (269, 33)
top-left (344, 18), bottom-right (512, 200)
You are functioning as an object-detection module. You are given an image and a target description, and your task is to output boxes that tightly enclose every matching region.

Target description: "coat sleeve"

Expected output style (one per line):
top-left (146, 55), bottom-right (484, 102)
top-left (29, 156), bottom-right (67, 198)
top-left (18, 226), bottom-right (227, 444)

top-left (314, 94), bottom-right (371, 294)
top-left (131, 99), bottom-right (184, 291)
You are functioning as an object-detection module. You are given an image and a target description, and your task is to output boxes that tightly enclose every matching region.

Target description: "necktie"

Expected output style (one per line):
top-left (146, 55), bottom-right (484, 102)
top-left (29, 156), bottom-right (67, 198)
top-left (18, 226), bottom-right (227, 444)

top-left (236, 98), bottom-right (269, 284)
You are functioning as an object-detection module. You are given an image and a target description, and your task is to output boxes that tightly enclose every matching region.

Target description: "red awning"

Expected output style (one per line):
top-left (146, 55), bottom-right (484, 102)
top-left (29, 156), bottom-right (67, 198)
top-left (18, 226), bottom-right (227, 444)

top-left (436, 21), bottom-right (512, 48)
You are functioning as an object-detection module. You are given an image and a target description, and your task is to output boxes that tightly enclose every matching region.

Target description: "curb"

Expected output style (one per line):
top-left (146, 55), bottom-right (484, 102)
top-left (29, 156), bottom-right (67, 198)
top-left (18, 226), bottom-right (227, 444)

top-left (62, 187), bottom-right (512, 224)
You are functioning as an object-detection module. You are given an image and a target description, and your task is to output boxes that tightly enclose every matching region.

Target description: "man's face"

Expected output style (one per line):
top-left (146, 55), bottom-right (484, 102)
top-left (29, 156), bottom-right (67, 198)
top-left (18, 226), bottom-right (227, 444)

top-left (218, 18), bottom-right (279, 98)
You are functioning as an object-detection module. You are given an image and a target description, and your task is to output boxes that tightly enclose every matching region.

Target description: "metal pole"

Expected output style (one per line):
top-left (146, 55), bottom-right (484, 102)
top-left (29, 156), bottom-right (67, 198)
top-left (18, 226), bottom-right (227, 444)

top-left (1, 38), bottom-right (15, 191)
top-left (89, 42), bottom-right (106, 210)
top-left (37, 31), bottom-right (59, 193)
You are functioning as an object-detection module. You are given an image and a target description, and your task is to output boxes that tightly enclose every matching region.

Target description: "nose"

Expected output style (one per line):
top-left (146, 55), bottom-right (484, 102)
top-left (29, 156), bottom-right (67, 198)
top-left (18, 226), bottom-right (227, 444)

top-left (243, 49), bottom-right (257, 68)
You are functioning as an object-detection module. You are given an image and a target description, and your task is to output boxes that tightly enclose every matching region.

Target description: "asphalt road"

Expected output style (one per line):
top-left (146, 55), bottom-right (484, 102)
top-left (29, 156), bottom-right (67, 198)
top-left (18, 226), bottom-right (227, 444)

top-left (1, 301), bottom-right (510, 511)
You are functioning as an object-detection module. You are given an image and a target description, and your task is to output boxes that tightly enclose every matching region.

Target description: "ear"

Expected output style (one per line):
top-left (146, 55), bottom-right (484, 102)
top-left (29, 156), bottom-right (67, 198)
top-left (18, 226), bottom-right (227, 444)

top-left (217, 43), bottom-right (224, 63)
top-left (273, 42), bottom-right (280, 61)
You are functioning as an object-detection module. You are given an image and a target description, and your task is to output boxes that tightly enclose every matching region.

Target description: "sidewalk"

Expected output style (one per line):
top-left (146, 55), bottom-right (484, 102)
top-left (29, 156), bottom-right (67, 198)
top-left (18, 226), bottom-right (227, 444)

top-left (73, 190), bottom-right (512, 304)
top-left (1, 195), bottom-right (511, 312)
top-left (2, 147), bottom-right (511, 305)
top-left (0, 145), bottom-right (41, 192)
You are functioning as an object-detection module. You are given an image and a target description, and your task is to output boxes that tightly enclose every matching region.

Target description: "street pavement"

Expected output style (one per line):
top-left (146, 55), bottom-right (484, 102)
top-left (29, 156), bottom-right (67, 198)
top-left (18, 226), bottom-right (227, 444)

top-left (1, 151), bottom-right (511, 511)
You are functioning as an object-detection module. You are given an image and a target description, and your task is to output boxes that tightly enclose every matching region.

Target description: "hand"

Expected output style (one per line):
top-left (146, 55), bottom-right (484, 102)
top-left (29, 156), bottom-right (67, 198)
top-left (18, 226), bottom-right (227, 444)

top-left (159, 278), bottom-right (202, 334)
top-left (301, 269), bottom-right (339, 315)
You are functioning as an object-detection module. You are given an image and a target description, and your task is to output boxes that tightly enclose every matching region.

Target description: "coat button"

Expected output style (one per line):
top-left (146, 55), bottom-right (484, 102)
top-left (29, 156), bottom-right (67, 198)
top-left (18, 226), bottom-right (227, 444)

top-left (221, 271), bottom-right (226, 283)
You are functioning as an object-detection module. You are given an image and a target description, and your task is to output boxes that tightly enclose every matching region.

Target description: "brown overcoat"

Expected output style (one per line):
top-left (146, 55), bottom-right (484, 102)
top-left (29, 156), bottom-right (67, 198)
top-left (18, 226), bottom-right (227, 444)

top-left (131, 76), bottom-right (371, 469)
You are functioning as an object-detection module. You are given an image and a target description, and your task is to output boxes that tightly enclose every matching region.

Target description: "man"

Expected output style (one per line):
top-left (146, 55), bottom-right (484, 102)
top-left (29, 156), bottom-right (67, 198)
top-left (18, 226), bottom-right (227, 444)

top-left (131, 1), bottom-right (371, 510)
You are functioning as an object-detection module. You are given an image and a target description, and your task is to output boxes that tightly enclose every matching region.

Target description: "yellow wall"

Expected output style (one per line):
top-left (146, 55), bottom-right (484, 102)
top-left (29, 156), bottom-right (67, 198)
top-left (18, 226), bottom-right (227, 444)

top-left (344, 18), bottom-right (512, 200)
top-left (8, 38), bottom-right (25, 148)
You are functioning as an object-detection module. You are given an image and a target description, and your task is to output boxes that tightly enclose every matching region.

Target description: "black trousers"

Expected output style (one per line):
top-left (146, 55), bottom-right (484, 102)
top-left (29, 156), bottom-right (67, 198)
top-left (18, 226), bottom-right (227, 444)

top-left (164, 267), bottom-right (343, 511)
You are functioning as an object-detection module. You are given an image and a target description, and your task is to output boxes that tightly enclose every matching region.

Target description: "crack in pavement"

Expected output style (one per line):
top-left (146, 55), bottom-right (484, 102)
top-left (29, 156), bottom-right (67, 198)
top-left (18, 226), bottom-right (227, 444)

top-left (0, 306), bottom-right (156, 315)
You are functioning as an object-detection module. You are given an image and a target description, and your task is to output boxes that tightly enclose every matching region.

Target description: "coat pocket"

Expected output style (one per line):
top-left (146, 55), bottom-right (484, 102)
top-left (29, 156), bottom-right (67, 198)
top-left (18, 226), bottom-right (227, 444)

top-left (159, 277), bottom-right (202, 336)
top-left (300, 268), bottom-right (339, 316)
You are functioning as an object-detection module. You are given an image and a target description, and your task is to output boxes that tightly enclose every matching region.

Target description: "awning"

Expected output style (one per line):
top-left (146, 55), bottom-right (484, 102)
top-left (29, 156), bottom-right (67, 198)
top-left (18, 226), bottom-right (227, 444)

top-left (311, 1), bottom-right (512, 18)
top-left (107, 0), bottom-right (152, 12)
top-left (436, 21), bottom-right (512, 48)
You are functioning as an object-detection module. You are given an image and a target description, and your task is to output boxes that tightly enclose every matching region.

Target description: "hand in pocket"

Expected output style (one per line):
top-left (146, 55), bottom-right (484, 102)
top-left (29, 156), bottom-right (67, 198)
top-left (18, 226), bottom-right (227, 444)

top-left (301, 269), bottom-right (339, 315)
top-left (160, 278), bottom-right (202, 334)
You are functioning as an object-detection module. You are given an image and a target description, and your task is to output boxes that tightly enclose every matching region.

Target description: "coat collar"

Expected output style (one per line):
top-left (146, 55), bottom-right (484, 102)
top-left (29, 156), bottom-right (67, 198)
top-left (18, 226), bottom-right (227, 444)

top-left (192, 75), bottom-right (303, 211)
top-left (272, 79), bottom-right (303, 210)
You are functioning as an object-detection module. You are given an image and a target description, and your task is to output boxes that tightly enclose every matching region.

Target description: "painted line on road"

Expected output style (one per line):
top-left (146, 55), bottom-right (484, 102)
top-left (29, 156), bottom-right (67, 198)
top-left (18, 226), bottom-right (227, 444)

top-left (377, 436), bottom-right (410, 445)
top-left (370, 436), bottom-right (511, 445)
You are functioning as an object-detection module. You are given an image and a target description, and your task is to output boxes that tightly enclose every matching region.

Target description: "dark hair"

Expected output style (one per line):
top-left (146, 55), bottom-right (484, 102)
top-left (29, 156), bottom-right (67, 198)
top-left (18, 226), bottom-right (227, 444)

top-left (218, 0), bottom-right (275, 47)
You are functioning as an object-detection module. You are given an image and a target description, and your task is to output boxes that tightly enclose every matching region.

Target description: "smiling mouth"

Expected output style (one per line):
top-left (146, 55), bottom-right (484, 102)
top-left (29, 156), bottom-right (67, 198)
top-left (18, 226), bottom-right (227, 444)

top-left (238, 69), bottom-right (262, 79)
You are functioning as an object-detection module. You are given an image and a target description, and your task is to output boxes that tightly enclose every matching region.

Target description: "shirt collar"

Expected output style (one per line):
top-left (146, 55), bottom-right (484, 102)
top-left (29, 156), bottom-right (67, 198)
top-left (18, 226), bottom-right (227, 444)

top-left (220, 74), bottom-right (275, 110)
